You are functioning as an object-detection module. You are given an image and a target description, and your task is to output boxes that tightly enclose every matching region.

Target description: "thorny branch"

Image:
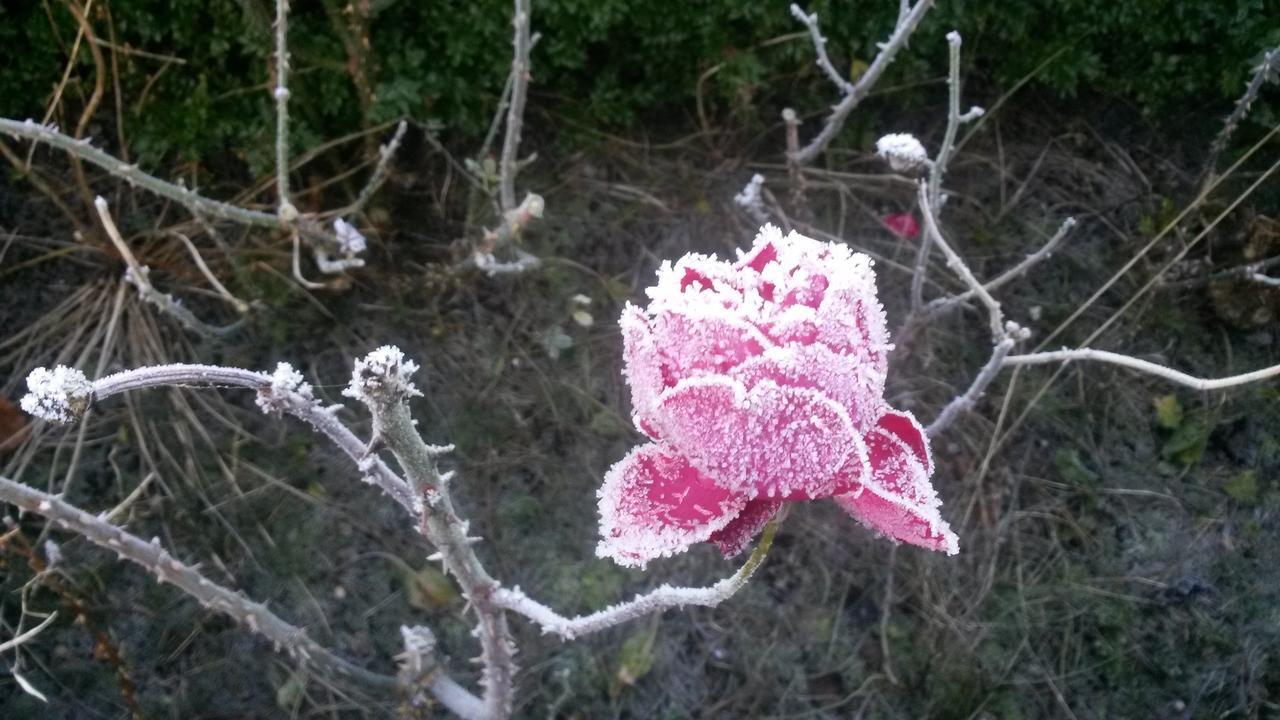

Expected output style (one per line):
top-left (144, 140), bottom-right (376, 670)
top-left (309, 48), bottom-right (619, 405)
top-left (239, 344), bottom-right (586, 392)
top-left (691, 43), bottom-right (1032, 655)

top-left (0, 474), bottom-right (401, 693)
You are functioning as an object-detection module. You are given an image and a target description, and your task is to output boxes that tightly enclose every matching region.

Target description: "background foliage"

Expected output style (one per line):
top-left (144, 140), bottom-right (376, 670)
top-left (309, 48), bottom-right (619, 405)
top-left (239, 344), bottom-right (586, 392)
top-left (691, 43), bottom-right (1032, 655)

top-left (2, 0), bottom-right (1276, 173)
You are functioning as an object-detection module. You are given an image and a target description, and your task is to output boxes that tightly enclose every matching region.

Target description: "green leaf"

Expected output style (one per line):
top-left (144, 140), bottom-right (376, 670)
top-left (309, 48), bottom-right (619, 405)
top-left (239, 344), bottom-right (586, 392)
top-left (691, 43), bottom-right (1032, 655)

top-left (1223, 471), bottom-right (1259, 504)
top-left (1052, 447), bottom-right (1098, 487)
top-left (613, 623), bottom-right (658, 693)
top-left (275, 668), bottom-right (307, 711)
top-left (1152, 394), bottom-right (1183, 429)
top-left (1160, 421), bottom-right (1210, 466)
top-left (404, 564), bottom-right (460, 610)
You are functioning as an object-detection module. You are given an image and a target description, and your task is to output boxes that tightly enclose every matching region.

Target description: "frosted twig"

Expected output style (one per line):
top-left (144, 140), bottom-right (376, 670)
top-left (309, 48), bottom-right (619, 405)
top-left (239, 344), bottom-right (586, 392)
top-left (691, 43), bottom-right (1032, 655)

top-left (922, 217), bottom-right (1076, 318)
top-left (94, 197), bottom-right (231, 337)
top-left (290, 230), bottom-right (327, 289)
top-left (350, 120), bottom-right (408, 216)
top-left (0, 119), bottom-right (335, 245)
top-left (1200, 47), bottom-right (1279, 188)
top-left (495, 517), bottom-right (780, 640)
top-left (273, 0), bottom-right (297, 222)
top-left (789, 0), bottom-right (934, 166)
top-left (926, 337), bottom-right (1015, 437)
top-left (916, 180), bottom-right (1034, 436)
top-left (498, 0), bottom-right (533, 213)
top-left (1002, 350), bottom-right (1280, 391)
top-left (349, 348), bottom-right (516, 719)
top-left (473, 248), bottom-right (542, 276)
top-left (916, 182), bottom-right (1002, 339)
top-left (790, 4), bottom-right (853, 94)
top-left (79, 364), bottom-right (417, 512)
top-left (912, 30), bottom-right (983, 310)
top-left (0, 474), bottom-right (400, 693)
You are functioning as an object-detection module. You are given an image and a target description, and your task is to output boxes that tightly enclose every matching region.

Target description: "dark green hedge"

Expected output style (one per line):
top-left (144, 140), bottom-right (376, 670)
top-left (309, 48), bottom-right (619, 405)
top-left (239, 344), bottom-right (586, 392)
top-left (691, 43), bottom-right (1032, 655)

top-left (1, 0), bottom-right (1275, 170)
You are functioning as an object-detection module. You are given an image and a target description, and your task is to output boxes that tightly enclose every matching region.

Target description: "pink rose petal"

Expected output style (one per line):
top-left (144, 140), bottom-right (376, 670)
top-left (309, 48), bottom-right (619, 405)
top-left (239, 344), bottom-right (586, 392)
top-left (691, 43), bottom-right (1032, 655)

top-left (729, 344), bottom-right (886, 432)
top-left (834, 424), bottom-right (957, 554)
top-left (649, 306), bottom-right (773, 386)
top-left (654, 376), bottom-right (865, 501)
top-left (709, 499), bottom-right (783, 558)
top-left (881, 213), bottom-right (920, 240)
top-left (620, 303), bottom-right (666, 438)
top-left (597, 443), bottom-right (750, 568)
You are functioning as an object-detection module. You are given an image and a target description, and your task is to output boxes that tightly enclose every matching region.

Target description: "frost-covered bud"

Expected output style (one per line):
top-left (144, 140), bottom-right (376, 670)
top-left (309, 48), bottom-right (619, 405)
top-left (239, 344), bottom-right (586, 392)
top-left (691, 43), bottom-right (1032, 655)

top-left (875, 133), bottom-right (930, 173)
top-left (21, 365), bottom-right (93, 423)
top-left (333, 218), bottom-right (368, 257)
top-left (343, 345), bottom-right (423, 404)
top-left (255, 362), bottom-right (314, 415)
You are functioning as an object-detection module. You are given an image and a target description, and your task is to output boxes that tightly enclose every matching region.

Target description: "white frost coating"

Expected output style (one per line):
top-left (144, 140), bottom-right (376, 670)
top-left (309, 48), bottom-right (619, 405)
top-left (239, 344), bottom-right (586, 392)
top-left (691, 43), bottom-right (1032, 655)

top-left (21, 366), bottom-right (93, 423)
top-left (652, 375), bottom-right (867, 501)
top-left (333, 218), bottom-right (368, 256)
top-left (596, 444), bottom-right (747, 568)
top-left (342, 345), bottom-right (423, 403)
top-left (875, 133), bottom-right (929, 173)
top-left (255, 362), bottom-right (314, 414)
top-left (733, 173), bottom-right (768, 223)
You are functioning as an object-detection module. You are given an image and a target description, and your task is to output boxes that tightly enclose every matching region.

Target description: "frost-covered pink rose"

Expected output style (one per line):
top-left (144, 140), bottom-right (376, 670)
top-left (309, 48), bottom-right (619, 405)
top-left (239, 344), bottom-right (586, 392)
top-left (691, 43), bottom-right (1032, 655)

top-left (598, 225), bottom-right (957, 567)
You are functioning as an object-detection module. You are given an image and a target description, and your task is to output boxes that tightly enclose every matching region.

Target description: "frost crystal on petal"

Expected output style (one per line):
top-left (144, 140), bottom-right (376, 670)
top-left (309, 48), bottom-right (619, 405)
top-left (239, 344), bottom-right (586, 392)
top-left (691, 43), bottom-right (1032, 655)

top-left (875, 133), bottom-right (929, 173)
top-left (597, 443), bottom-right (749, 568)
top-left (20, 366), bottom-right (93, 423)
top-left (834, 410), bottom-right (956, 555)
top-left (654, 377), bottom-right (863, 501)
top-left (256, 362), bottom-right (314, 414)
top-left (343, 345), bottom-right (423, 403)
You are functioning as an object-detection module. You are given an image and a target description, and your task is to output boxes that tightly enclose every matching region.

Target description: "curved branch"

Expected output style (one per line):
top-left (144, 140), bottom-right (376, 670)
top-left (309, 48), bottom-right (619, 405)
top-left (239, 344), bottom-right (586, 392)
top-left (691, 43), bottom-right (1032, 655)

top-left (90, 364), bottom-right (416, 514)
top-left (495, 517), bottom-right (780, 641)
top-left (1002, 350), bottom-right (1280, 391)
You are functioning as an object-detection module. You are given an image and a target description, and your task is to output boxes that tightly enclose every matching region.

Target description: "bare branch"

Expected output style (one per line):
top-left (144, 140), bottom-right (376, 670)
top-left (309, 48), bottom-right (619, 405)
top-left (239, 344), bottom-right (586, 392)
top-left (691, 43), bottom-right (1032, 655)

top-left (87, 364), bottom-right (417, 513)
top-left (95, 197), bottom-right (234, 337)
top-left (923, 216), bottom-right (1076, 317)
top-left (351, 120), bottom-right (408, 216)
top-left (912, 30), bottom-right (983, 310)
top-left (916, 182), bottom-right (1003, 339)
top-left (1200, 46), bottom-right (1279, 186)
top-left (926, 337), bottom-right (1015, 437)
top-left (790, 4), bottom-right (853, 94)
top-left (1002, 349), bottom-right (1280, 391)
top-left (790, 0), bottom-right (935, 166)
top-left (273, 0), bottom-right (296, 221)
top-left (495, 517), bottom-right (779, 641)
top-left (498, 0), bottom-right (533, 213)
top-left (0, 611), bottom-right (59, 654)
top-left (0, 474), bottom-right (399, 693)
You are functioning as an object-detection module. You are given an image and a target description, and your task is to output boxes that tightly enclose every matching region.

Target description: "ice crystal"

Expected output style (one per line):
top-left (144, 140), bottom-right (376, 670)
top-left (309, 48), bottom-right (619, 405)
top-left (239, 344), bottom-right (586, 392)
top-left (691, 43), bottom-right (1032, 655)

top-left (598, 225), bottom-right (957, 566)
top-left (343, 345), bottom-right (423, 403)
top-left (256, 362), bottom-right (314, 414)
top-left (21, 365), bottom-right (93, 423)
top-left (333, 218), bottom-right (368, 256)
top-left (875, 133), bottom-right (929, 173)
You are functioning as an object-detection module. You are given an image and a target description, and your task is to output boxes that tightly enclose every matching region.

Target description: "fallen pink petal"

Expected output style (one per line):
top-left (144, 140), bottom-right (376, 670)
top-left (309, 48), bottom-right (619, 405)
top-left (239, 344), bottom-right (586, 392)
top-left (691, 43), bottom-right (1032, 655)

top-left (598, 224), bottom-right (958, 568)
top-left (882, 212), bottom-right (921, 239)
